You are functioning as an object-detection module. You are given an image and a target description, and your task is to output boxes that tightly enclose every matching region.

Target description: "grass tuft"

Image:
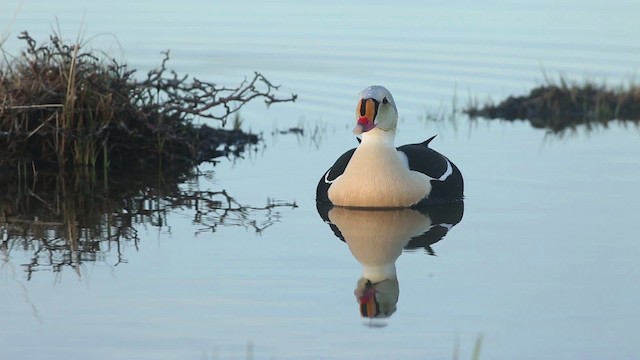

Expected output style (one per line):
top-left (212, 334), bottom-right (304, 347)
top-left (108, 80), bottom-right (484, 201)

top-left (0, 30), bottom-right (296, 173)
top-left (464, 77), bottom-right (640, 133)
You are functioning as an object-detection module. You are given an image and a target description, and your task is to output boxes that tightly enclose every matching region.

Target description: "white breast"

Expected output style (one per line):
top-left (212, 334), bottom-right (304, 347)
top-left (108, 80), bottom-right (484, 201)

top-left (328, 140), bottom-right (431, 208)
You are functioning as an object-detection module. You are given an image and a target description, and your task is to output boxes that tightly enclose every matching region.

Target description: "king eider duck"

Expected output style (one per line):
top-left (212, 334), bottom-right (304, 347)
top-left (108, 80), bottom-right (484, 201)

top-left (316, 85), bottom-right (464, 208)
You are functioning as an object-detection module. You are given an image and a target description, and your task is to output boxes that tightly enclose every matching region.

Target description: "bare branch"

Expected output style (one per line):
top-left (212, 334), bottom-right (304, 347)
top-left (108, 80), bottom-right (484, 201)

top-left (138, 52), bottom-right (297, 125)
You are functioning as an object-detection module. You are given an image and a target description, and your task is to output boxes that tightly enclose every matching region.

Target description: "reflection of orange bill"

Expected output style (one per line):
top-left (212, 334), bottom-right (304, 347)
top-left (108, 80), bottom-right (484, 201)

top-left (357, 286), bottom-right (378, 318)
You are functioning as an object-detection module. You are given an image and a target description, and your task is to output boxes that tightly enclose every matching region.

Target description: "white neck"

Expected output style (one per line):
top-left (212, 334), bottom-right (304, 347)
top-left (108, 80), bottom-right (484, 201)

top-left (360, 128), bottom-right (396, 147)
top-left (362, 263), bottom-right (397, 282)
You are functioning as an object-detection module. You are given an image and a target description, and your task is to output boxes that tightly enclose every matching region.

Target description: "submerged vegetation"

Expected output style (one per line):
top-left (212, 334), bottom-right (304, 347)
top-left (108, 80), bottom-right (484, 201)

top-left (0, 31), bottom-right (296, 173)
top-left (0, 31), bottom-right (298, 279)
top-left (465, 79), bottom-right (640, 132)
top-left (0, 165), bottom-right (297, 280)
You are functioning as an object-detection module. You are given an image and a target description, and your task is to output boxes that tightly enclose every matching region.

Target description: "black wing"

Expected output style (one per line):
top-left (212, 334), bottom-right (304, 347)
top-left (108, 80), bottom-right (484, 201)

top-left (398, 135), bottom-right (464, 206)
top-left (404, 201), bottom-right (465, 253)
top-left (315, 148), bottom-right (356, 203)
top-left (397, 135), bottom-right (447, 179)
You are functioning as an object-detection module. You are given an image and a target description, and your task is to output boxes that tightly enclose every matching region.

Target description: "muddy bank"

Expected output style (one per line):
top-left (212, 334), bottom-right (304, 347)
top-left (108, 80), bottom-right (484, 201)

top-left (465, 82), bottom-right (640, 132)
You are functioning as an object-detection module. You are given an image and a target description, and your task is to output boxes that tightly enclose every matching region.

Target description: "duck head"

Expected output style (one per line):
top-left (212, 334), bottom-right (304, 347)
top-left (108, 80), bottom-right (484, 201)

top-left (355, 277), bottom-right (400, 318)
top-left (353, 85), bottom-right (398, 135)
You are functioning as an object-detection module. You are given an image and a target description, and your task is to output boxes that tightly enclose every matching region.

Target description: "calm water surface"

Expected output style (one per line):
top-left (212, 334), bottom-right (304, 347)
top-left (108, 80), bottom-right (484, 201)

top-left (1, 1), bottom-right (640, 359)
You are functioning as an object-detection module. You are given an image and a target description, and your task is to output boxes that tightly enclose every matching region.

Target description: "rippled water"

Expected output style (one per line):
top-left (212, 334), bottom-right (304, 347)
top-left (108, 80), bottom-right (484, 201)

top-left (1, 1), bottom-right (640, 359)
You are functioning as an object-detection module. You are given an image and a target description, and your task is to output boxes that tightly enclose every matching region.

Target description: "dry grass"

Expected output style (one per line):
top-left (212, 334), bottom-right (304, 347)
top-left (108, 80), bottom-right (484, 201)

top-left (0, 30), bottom-right (296, 173)
top-left (0, 29), bottom-right (298, 280)
top-left (464, 78), bottom-right (640, 132)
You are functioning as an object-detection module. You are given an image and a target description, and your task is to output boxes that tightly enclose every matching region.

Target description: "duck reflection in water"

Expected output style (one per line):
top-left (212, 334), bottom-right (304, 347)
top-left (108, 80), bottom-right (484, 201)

top-left (316, 202), bottom-right (464, 318)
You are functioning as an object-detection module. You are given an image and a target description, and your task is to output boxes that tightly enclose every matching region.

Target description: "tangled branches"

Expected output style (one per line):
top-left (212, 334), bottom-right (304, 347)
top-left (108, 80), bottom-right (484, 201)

top-left (141, 52), bottom-right (297, 125)
top-left (0, 31), bottom-right (296, 170)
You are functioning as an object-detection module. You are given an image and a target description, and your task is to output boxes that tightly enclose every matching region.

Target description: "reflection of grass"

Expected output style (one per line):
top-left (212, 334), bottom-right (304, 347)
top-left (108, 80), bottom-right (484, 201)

top-left (0, 30), bottom-right (298, 281)
top-left (201, 336), bottom-right (482, 360)
top-left (464, 78), bottom-right (640, 133)
top-left (0, 165), bottom-right (296, 280)
top-left (271, 118), bottom-right (328, 149)
top-left (452, 333), bottom-right (484, 360)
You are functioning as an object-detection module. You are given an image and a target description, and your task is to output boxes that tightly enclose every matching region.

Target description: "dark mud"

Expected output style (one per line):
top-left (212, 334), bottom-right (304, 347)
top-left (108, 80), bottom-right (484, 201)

top-left (465, 82), bottom-right (640, 132)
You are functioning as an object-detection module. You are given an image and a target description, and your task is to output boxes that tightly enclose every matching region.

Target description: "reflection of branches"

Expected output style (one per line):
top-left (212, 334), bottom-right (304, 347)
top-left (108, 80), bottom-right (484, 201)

top-left (0, 167), bottom-right (297, 280)
top-left (117, 188), bottom-right (297, 235)
top-left (182, 190), bottom-right (297, 234)
top-left (0, 250), bottom-right (43, 322)
top-left (3, 212), bottom-right (142, 281)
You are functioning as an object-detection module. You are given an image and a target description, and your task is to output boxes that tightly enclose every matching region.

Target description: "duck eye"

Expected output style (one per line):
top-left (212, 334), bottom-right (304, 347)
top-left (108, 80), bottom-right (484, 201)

top-left (382, 97), bottom-right (389, 105)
